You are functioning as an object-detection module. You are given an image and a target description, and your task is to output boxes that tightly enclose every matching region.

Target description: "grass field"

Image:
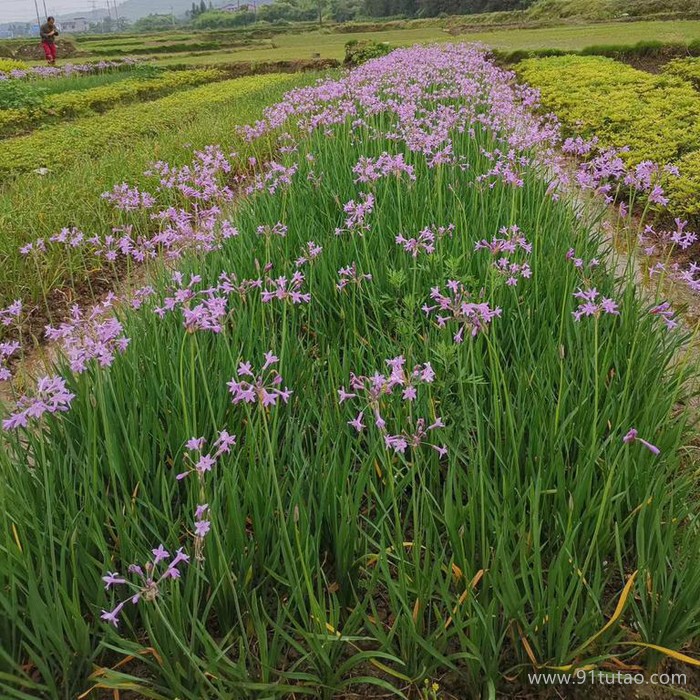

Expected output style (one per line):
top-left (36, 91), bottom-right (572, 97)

top-left (111, 20), bottom-right (700, 64)
top-left (10, 19), bottom-right (700, 67)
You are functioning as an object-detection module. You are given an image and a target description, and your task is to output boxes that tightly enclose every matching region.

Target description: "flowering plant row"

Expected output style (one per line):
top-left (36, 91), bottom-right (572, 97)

top-left (0, 58), bottom-right (140, 82)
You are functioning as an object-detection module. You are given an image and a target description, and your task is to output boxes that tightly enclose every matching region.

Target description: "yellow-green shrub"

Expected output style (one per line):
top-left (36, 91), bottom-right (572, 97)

top-left (0, 73), bottom-right (297, 174)
top-left (664, 57), bottom-right (700, 90)
top-left (667, 150), bottom-right (700, 217)
top-left (0, 58), bottom-right (29, 72)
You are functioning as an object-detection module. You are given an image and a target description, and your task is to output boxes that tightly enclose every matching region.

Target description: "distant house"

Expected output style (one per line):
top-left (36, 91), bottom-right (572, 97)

top-left (60, 17), bottom-right (90, 33)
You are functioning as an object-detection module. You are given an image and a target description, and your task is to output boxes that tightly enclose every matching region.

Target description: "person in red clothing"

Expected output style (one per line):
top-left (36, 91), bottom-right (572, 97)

top-left (39, 17), bottom-right (59, 65)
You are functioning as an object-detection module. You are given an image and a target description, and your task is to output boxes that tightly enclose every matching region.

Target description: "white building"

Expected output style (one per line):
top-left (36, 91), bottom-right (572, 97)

top-left (60, 17), bottom-right (90, 33)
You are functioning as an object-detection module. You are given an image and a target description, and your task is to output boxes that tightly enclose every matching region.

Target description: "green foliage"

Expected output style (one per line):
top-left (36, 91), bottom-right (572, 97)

top-left (133, 14), bottom-right (182, 32)
top-left (527, 0), bottom-right (700, 21)
top-left (0, 80), bottom-right (46, 110)
top-left (0, 62), bottom-right (698, 698)
top-left (0, 73), bottom-right (308, 312)
top-left (667, 150), bottom-right (700, 216)
top-left (344, 38), bottom-right (392, 64)
top-left (193, 10), bottom-right (258, 29)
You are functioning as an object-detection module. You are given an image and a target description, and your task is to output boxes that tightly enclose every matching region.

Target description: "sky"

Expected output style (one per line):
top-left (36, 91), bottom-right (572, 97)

top-left (0, 0), bottom-right (104, 23)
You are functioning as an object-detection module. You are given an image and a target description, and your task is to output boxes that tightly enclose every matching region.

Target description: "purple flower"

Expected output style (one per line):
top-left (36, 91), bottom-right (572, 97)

top-left (295, 240), bottom-right (323, 267)
top-left (340, 358), bottom-right (443, 456)
top-left (228, 352), bottom-right (291, 409)
top-left (572, 288), bottom-right (620, 321)
top-left (623, 428), bottom-right (660, 455)
top-left (3, 376), bottom-right (76, 431)
top-left (261, 272), bottom-right (311, 304)
top-left (152, 544), bottom-right (170, 564)
top-left (177, 429), bottom-right (236, 481)
top-left (100, 601), bottom-right (126, 627)
top-left (337, 263), bottom-right (372, 291)
top-left (194, 520), bottom-right (211, 538)
top-left (335, 193), bottom-right (374, 236)
top-left (100, 544), bottom-right (188, 626)
top-left (423, 281), bottom-right (501, 342)
top-left (649, 302), bottom-right (678, 331)
top-left (213, 430), bottom-right (236, 456)
top-left (102, 572), bottom-right (127, 589)
top-left (256, 222), bottom-right (288, 239)
top-left (186, 437), bottom-right (206, 451)
top-left (348, 411), bottom-right (365, 432)
top-left (0, 299), bottom-right (22, 327)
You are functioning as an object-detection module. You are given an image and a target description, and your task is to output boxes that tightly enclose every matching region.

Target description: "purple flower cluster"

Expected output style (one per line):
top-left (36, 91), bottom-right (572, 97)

top-left (295, 240), bottom-right (323, 267)
top-left (475, 225), bottom-right (532, 287)
top-left (148, 146), bottom-right (235, 203)
top-left (353, 153), bottom-right (416, 184)
top-left (339, 356), bottom-right (446, 457)
top-left (227, 352), bottom-right (292, 408)
top-left (45, 295), bottom-right (129, 373)
top-left (244, 161), bottom-right (298, 196)
top-left (395, 224), bottom-right (454, 258)
top-left (193, 504), bottom-right (211, 561)
top-left (100, 544), bottom-right (189, 627)
top-left (423, 281), bottom-right (501, 343)
top-left (566, 247), bottom-right (600, 271)
top-left (2, 376), bottom-right (75, 430)
top-left (256, 222), bottom-right (288, 239)
top-left (0, 341), bottom-right (20, 382)
top-left (337, 262), bottom-right (372, 291)
top-left (335, 193), bottom-right (375, 236)
top-left (571, 288), bottom-right (619, 321)
top-left (474, 225), bottom-right (532, 256)
top-left (102, 183), bottom-right (156, 212)
top-left (262, 272), bottom-right (311, 304)
top-left (1, 58), bottom-right (138, 82)
top-left (155, 272), bottom-right (231, 334)
top-left (649, 302), bottom-right (678, 331)
top-left (0, 300), bottom-right (22, 327)
top-left (176, 430), bottom-right (236, 481)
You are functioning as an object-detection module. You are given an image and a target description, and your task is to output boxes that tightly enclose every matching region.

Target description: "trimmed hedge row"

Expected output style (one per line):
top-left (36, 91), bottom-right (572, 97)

top-left (497, 39), bottom-right (700, 65)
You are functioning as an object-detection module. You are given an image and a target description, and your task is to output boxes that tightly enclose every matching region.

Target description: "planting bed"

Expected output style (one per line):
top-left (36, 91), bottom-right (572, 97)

top-left (0, 68), bottom-right (223, 137)
top-left (0, 44), bottom-right (698, 699)
top-left (516, 55), bottom-right (700, 220)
